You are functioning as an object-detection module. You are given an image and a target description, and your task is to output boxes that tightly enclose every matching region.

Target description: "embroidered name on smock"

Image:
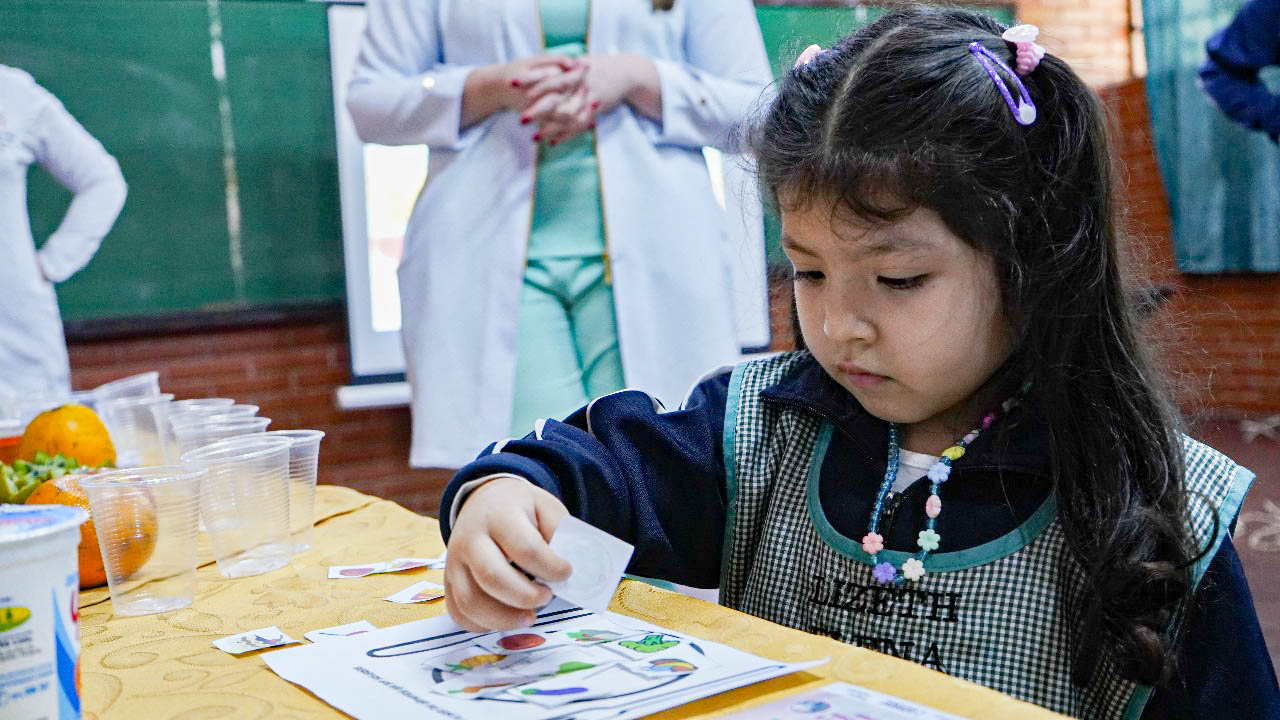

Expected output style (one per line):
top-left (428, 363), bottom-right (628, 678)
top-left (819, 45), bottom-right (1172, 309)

top-left (807, 574), bottom-right (961, 622)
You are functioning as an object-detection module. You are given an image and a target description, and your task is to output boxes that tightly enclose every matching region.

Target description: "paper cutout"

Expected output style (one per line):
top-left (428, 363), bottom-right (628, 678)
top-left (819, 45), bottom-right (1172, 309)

top-left (304, 620), bottom-right (378, 643)
top-left (328, 563), bottom-right (387, 579)
top-left (385, 580), bottom-right (446, 604)
top-left (212, 626), bottom-right (298, 654)
top-left (329, 553), bottom-right (446, 579)
top-left (543, 516), bottom-right (634, 611)
top-left (722, 681), bottom-right (967, 720)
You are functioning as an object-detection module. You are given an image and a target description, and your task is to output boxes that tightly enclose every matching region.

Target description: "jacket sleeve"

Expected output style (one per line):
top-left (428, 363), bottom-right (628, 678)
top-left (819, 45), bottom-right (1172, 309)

top-left (650, 0), bottom-right (772, 151)
top-left (345, 0), bottom-right (478, 150)
top-left (27, 82), bottom-right (126, 284)
top-left (1142, 534), bottom-right (1280, 718)
top-left (440, 371), bottom-right (732, 588)
top-left (1198, 0), bottom-right (1280, 141)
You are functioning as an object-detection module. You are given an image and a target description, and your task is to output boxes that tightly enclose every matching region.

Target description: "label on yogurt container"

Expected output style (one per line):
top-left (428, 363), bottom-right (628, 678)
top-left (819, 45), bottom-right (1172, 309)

top-left (0, 505), bottom-right (87, 719)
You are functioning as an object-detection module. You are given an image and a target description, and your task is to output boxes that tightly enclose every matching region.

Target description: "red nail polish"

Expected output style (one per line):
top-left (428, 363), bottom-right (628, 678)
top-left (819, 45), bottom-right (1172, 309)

top-left (520, 117), bottom-right (530, 125)
top-left (591, 100), bottom-right (601, 110)
top-left (549, 139), bottom-right (558, 146)
top-left (532, 133), bottom-right (541, 142)
top-left (511, 79), bottom-right (520, 88)
top-left (588, 122), bottom-right (596, 129)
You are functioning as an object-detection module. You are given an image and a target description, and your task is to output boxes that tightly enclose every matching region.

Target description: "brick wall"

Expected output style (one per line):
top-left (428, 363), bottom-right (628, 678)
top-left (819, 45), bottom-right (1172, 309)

top-left (1015, 0), bottom-right (1134, 86)
top-left (67, 319), bottom-right (451, 516)
top-left (1099, 79), bottom-right (1280, 417)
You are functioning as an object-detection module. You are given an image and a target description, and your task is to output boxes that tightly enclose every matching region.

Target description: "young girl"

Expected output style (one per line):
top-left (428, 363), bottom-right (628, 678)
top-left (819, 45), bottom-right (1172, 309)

top-left (439, 7), bottom-right (1279, 718)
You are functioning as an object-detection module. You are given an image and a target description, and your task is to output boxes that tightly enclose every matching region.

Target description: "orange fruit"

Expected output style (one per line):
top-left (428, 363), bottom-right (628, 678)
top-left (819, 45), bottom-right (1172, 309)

top-left (26, 473), bottom-right (156, 589)
top-left (17, 405), bottom-right (115, 468)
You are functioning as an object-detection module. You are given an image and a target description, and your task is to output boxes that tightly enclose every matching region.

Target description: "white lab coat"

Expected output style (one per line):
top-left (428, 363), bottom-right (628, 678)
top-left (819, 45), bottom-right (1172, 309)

top-left (347, 0), bottom-right (773, 468)
top-left (0, 66), bottom-right (126, 397)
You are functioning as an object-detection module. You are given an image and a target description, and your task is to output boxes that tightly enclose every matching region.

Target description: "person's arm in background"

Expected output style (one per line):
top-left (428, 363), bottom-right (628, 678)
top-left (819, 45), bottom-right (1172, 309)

top-left (27, 83), bottom-right (127, 284)
top-left (345, 0), bottom-right (579, 147)
top-left (1199, 0), bottom-right (1280, 142)
top-left (648, 0), bottom-right (772, 151)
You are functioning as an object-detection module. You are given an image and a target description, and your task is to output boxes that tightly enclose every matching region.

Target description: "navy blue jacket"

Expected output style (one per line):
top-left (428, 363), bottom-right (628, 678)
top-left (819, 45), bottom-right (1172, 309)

top-left (443, 357), bottom-right (1280, 718)
top-left (1200, 0), bottom-right (1280, 141)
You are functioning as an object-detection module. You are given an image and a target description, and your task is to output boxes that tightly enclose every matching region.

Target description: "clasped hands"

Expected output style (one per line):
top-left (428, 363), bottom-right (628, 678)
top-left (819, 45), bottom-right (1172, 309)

top-left (496, 54), bottom-right (637, 146)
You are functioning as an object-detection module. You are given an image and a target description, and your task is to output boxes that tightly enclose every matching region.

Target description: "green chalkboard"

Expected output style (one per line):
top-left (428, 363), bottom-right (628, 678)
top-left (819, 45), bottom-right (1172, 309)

top-left (0, 0), bottom-right (343, 325)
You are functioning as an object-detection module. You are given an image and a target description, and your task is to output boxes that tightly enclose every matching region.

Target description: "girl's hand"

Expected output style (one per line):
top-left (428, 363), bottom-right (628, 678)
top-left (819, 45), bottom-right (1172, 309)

top-left (444, 476), bottom-right (573, 632)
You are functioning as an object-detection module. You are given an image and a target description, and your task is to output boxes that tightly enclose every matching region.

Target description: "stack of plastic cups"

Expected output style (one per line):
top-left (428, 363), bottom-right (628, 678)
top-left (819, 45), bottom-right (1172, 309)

top-left (92, 371), bottom-right (161, 404)
top-left (263, 430), bottom-right (325, 552)
top-left (180, 435), bottom-right (293, 578)
top-left (172, 416), bottom-right (270, 459)
top-left (79, 466), bottom-right (206, 615)
top-left (167, 405), bottom-right (259, 462)
top-left (170, 398), bottom-right (235, 413)
top-left (97, 393), bottom-right (175, 468)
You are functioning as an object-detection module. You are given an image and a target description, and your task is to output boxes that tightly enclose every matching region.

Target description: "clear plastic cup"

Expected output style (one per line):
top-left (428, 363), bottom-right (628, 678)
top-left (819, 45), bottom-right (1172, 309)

top-left (172, 416), bottom-right (271, 459)
top-left (263, 430), bottom-right (325, 552)
top-left (171, 398), bottom-right (235, 413)
top-left (168, 405), bottom-right (260, 431)
top-left (93, 371), bottom-right (161, 403)
top-left (98, 393), bottom-right (174, 468)
top-left (79, 466), bottom-right (206, 616)
top-left (180, 435), bottom-right (293, 578)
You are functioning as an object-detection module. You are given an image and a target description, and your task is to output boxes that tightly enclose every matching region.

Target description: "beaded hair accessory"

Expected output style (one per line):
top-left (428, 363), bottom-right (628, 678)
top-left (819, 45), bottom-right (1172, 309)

top-left (1002, 25), bottom-right (1046, 76)
top-left (968, 24), bottom-right (1046, 126)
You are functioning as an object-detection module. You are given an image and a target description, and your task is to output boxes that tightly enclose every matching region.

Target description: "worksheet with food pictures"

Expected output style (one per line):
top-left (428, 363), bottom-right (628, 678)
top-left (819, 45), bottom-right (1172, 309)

top-left (264, 600), bottom-right (823, 720)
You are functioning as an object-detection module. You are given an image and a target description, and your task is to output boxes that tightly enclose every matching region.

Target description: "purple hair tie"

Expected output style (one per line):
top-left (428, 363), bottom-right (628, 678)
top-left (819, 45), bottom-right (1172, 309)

top-left (968, 41), bottom-right (1037, 126)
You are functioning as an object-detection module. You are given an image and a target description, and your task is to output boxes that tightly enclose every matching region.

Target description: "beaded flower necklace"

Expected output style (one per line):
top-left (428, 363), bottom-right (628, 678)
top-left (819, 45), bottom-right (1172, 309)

top-left (860, 396), bottom-right (1020, 585)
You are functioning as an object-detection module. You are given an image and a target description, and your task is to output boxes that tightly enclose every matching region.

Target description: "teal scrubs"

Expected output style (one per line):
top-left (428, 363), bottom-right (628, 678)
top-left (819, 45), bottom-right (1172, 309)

top-left (510, 0), bottom-right (626, 436)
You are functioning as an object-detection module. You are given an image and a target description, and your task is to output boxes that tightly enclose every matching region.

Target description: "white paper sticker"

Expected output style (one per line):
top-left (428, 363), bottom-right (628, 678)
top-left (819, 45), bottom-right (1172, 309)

top-left (304, 620), bottom-right (379, 643)
top-left (212, 626), bottom-right (298, 654)
top-left (722, 681), bottom-right (967, 719)
top-left (328, 562), bottom-right (388, 579)
top-left (543, 516), bottom-right (635, 612)
top-left (385, 580), bottom-right (446, 604)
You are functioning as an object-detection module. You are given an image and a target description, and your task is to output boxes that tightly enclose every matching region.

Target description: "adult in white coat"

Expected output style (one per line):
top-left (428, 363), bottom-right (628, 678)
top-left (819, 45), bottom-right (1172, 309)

top-left (348, 0), bottom-right (773, 468)
top-left (0, 66), bottom-right (126, 397)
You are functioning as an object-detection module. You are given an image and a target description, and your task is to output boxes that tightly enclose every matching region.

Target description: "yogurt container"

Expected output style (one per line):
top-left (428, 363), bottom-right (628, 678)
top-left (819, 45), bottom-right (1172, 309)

top-left (0, 504), bottom-right (88, 719)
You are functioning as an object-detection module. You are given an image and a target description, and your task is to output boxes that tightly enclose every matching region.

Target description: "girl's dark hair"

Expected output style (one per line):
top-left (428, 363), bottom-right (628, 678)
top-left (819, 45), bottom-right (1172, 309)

top-left (653, 0), bottom-right (674, 11)
top-left (752, 6), bottom-right (1202, 686)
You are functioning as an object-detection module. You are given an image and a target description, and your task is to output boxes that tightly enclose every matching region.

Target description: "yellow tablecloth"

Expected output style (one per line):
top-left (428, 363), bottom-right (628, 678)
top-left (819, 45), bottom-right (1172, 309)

top-left (80, 486), bottom-right (1064, 719)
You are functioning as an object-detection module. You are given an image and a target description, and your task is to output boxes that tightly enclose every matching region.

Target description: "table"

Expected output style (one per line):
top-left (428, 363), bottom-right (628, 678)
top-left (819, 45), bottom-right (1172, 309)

top-left (79, 486), bottom-right (1064, 719)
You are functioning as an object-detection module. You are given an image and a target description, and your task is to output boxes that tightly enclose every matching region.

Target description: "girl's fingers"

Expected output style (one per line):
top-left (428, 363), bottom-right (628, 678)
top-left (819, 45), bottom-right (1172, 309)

top-left (468, 536), bottom-right (555, 609)
top-left (532, 490), bottom-right (570, 543)
top-left (491, 512), bottom-right (572, 583)
top-left (463, 565), bottom-right (539, 629)
top-left (448, 562), bottom-right (536, 630)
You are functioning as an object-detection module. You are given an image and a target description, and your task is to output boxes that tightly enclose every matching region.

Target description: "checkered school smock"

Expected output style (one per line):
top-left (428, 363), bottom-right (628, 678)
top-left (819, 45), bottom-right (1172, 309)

top-left (718, 352), bottom-right (1254, 718)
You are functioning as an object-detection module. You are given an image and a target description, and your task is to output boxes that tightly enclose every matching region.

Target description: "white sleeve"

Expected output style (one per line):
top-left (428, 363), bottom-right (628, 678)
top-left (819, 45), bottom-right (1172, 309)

top-left (29, 92), bottom-right (127, 284)
top-left (651, 0), bottom-right (773, 151)
top-left (345, 0), bottom-right (478, 150)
